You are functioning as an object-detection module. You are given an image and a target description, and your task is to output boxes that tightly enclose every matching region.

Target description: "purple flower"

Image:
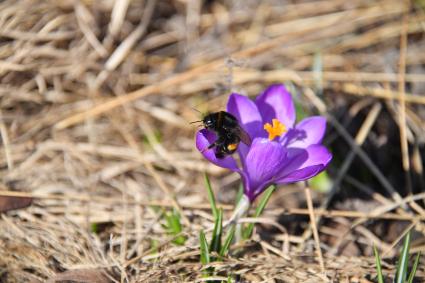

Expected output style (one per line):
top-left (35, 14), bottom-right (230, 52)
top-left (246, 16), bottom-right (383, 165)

top-left (196, 84), bottom-right (332, 203)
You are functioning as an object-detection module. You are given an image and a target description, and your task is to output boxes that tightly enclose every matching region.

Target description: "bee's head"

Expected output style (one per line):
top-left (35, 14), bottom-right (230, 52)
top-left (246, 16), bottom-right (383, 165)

top-left (202, 114), bottom-right (215, 129)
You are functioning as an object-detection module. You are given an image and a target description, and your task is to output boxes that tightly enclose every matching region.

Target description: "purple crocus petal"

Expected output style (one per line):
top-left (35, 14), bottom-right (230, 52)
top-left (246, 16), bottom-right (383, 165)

top-left (283, 116), bottom-right (327, 148)
top-left (195, 129), bottom-right (239, 171)
top-left (250, 164), bottom-right (323, 200)
top-left (276, 144), bottom-right (332, 182)
top-left (227, 93), bottom-right (264, 139)
top-left (255, 84), bottom-right (296, 128)
top-left (277, 164), bottom-right (324, 184)
top-left (243, 138), bottom-right (287, 200)
top-left (236, 142), bottom-right (250, 169)
top-left (298, 144), bottom-right (332, 168)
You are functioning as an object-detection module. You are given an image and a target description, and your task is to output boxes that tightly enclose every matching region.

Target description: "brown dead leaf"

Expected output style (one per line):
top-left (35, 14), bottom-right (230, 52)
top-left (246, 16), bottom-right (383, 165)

top-left (47, 269), bottom-right (111, 283)
top-left (0, 196), bottom-right (32, 213)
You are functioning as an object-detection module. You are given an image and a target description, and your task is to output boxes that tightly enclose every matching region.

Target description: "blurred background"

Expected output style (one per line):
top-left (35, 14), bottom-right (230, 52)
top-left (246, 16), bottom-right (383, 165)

top-left (0, 0), bottom-right (425, 281)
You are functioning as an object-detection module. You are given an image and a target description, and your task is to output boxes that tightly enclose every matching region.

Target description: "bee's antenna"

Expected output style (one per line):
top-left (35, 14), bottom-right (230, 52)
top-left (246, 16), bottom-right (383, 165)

top-left (190, 120), bottom-right (203, 124)
top-left (191, 107), bottom-right (203, 114)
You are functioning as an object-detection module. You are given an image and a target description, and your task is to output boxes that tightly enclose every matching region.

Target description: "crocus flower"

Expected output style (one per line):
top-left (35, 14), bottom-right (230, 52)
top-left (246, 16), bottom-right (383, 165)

top-left (196, 84), bottom-right (332, 204)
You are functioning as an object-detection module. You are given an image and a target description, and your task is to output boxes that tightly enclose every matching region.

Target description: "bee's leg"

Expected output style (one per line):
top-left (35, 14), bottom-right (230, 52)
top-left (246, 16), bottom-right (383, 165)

top-left (207, 141), bottom-right (217, 149)
top-left (200, 139), bottom-right (218, 153)
top-left (214, 150), bottom-right (225, 159)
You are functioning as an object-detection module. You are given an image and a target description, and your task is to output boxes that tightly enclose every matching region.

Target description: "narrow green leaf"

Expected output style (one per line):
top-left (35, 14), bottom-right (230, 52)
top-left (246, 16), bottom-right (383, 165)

top-left (243, 185), bottom-right (276, 239)
top-left (253, 185), bottom-right (276, 217)
top-left (395, 254), bottom-right (402, 283)
top-left (396, 231), bottom-right (411, 283)
top-left (204, 173), bottom-right (218, 219)
top-left (210, 208), bottom-right (223, 253)
top-left (199, 230), bottom-right (210, 265)
top-left (407, 252), bottom-right (421, 283)
top-left (373, 245), bottom-right (384, 283)
top-left (220, 225), bottom-right (236, 257)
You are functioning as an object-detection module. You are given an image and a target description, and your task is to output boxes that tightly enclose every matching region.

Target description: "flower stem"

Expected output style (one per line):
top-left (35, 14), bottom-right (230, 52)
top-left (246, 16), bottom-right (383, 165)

top-left (224, 194), bottom-right (250, 243)
top-left (235, 222), bottom-right (243, 243)
top-left (226, 194), bottom-right (250, 226)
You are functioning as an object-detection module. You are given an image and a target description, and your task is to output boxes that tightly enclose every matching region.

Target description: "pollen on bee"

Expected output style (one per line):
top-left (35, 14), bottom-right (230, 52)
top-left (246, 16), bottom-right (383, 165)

top-left (264, 119), bottom-right (287, 141)
top-left (227, 143), bottom-right (238, 151)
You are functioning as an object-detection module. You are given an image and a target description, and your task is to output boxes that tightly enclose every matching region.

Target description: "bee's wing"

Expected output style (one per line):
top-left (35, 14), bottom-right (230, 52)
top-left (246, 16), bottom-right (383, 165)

top-left (236, 126), bottom-right (252, 146)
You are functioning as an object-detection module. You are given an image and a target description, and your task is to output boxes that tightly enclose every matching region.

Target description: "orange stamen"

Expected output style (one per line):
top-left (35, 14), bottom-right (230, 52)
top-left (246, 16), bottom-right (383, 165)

top-left (264, 119), bottom-right (287, 141)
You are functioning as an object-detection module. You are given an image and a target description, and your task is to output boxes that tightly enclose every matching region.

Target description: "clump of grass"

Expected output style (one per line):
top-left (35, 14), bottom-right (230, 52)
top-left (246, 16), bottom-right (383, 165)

top-left (374, 231), bottom-right (421, 283)
top-left (199, 174), bottom-right (276, 281)
top-left (199, 175), bottom-right (236, 279)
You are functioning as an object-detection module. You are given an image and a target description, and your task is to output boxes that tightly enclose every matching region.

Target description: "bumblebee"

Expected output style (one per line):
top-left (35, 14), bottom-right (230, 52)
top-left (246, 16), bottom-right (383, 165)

top-left (194, 111), bottom-right (252, 159)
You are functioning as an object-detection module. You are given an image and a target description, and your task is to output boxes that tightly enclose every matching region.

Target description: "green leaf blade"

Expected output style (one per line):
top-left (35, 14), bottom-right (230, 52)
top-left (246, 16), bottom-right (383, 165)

top-left (199, 230), bottom-right (210, 265)
top-left (204, 173), bottom-right (218, 220)
top-left (396, 231), bottom-right (412, 283)
top-left (220, 225), bottom-right (236, 257)
top-left (373, 245), bottom-right (384, 283)
top-left (407, 252), bottom-right (421, 283)
top-left (210, 208), bottom-right (223, 254)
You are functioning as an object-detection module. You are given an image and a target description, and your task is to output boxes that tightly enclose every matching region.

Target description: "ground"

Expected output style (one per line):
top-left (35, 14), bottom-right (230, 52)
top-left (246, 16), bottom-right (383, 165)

top-left (0, 0), bottom-right (425, 282)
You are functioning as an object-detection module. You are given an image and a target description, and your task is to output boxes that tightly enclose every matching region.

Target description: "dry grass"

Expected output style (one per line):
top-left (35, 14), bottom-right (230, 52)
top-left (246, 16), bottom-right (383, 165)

top-left (1, 0), bottom-right (425, 282)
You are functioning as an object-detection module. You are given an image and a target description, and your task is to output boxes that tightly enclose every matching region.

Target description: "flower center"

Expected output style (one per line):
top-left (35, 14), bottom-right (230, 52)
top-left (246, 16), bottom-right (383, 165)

top-left (264, 119), bottom-right (287, 141)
